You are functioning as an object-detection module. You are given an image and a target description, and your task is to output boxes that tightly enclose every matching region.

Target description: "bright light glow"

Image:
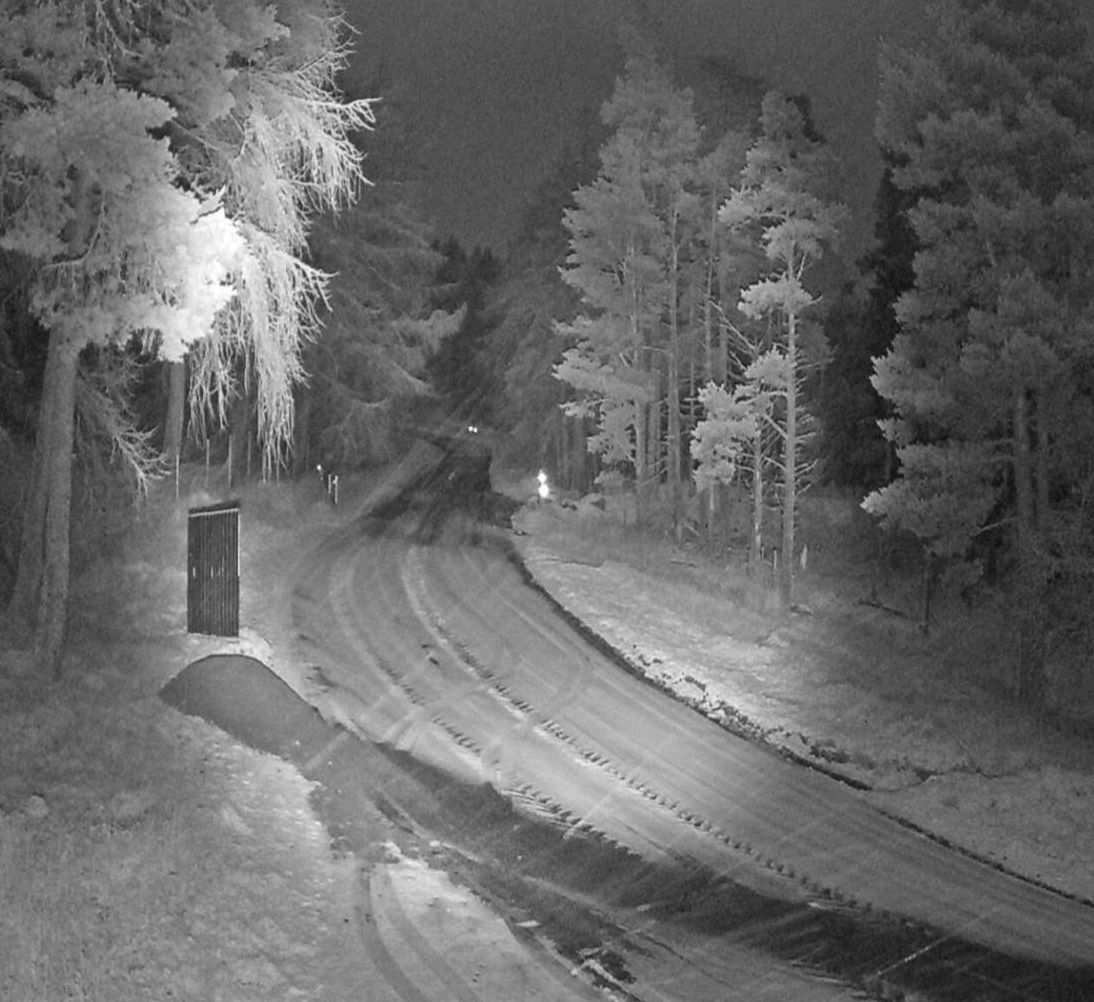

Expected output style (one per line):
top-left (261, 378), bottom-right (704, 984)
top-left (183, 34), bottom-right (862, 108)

top-left (537, 469), bottom-right (550, 500)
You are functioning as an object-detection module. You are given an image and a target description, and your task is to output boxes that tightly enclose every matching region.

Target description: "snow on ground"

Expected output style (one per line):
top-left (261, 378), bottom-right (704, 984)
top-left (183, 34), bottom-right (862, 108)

top-left (509, 500), bottom-right (1094, 907)
top-left (33, 457), bottom-right (1094, 1000)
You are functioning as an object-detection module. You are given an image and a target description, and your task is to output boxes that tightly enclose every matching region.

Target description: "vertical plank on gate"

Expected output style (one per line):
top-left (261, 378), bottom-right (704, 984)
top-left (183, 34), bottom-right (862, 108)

top-left (187, 499), bottom-right (240, 636)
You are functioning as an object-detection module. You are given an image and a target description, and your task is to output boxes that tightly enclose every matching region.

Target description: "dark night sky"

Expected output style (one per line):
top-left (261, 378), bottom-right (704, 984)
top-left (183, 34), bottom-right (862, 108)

top-left (344, 0), bottom-right (928, 257)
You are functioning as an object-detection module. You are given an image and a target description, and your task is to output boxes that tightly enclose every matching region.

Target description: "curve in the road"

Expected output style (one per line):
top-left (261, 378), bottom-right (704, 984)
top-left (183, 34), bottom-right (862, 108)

top-left (311, 493), bottom-right (1094, 979)
top-left (269, 457), bottom-right (1094, 1001)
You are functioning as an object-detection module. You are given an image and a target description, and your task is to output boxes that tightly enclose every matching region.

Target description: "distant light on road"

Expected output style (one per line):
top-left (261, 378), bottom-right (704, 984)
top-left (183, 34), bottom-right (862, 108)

top-left (537, 469), bottom-right (550, 500)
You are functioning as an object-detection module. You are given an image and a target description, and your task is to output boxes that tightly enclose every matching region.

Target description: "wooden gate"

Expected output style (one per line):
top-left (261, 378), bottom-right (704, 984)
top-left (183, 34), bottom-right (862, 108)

top-left (187, 500), bottom-right (240, 636)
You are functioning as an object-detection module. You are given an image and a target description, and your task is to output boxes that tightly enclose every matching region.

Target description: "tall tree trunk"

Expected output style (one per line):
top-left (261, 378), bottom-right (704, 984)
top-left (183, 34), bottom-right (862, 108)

top-left (7, 412), bottom-right (48, 636)
top-left (751, 427), bottom-right (764, 578)
top-left (561, 413), bottom-right (574, 492)
top-left (647, 344), bottom-right (663, 512)
top-left (700, 267), bottom-right (722, 550)
top-left (628, 275), bottom-right (646, 524)
top-left (668, 311), bottom-right (682, 539)
top-left (1034, 386), bottom-right (1050, 528)
top-left (579, 418), bottom-right (594, 494)
top-left (633, 396), bottom-right (647, 526)
top-left (780, 314), bottom-right (798, 610)
top-left (292, 385), bottom-right (312, 478)
top-left (572, 415), bottom-right (585, 493)
top-left (560, 411), bottom-right (568, 492)
top-left (7, 168), bottom-right (90, 677)
top-left (6, 333), bottom-right (81, 678)
top-left (703, 191), bottom-right (718, 384)
top-left (33, 335), bottom-right (80, 679)
top-left (646, 387), bottom-right (660, 511)
top-left (667, 212), bottom-right (683, 541)
top-left (164, 358), bottom-right (186, 489)
top-left (228, 381), bottom-right (253, 486)
top-left (1013, 390), bottom-right (1046, 705)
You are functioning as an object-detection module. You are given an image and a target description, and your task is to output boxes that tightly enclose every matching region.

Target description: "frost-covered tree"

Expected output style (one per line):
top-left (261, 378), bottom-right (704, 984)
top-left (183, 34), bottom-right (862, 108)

top-left (864, 0), bottom-right (1094, 702)
top-left (0, 0), bottom-right (373, 678)
top-left (694, 92), bottom-right (843, 608)
top-left (1, 77), bottom-right (244, 677)
top-left (304, 189), bottom-right (463, 470)
top-left (554, 136), bottom-right (664, 493)
top-left (554, 38), bottom-right (700, 523)
top-left (294, 85), bottom-right (466, 471)
top-left (157, 0), bottom-right (375, 468)
top-left (692, 360), bottom-right (769, 571)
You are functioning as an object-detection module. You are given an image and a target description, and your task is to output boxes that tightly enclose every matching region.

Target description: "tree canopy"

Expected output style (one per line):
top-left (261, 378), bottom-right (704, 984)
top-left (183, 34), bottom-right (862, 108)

top-left (553, 37), bottom-right (705, 522)
top-left (304, 178), bottom-right (463, 470)
top-left (864, 0), bottom-right (1094, 702)
top-left (694, 92), bottom-right (844, 605)
top-left (0, 0), bottom-right (373, 677)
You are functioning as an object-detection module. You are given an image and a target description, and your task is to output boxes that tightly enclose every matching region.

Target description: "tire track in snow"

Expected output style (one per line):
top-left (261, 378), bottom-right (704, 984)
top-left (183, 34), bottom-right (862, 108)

top-left (396, 521), bottom-right (1094, 968)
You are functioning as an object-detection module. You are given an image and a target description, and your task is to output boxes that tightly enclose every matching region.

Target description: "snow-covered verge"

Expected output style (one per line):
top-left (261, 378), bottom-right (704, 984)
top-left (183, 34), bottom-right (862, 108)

top-left (509, 500), bottom-right (1094, 907)
top-left (0, 469), bottom-right (394, 1002)
top-left (0, 630), bottom-right (370, 1002)
top-left (0, 450), bottom-right (542, 1002)
top-left (3, 455), bottom-right (1091, 1000)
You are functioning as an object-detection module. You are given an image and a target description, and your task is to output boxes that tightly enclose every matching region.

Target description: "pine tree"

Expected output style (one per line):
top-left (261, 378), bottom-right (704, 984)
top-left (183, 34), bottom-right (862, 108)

top-left (817, 161), bottom-right (917, 490)
top-left (0, 0), bottom-right (372, 678)
top-left (425, 241), bottom-right (502, 424)
top-left (303, 189), bottom-right (463, 471)
top-left (554, 37), bottom-right (701, 523)
top-left (554, 134), bottom-right (666, 503)
top-left (694, 92), bottom-right (844, 608)
top-left (865, 0), bottom-right (1094, 703)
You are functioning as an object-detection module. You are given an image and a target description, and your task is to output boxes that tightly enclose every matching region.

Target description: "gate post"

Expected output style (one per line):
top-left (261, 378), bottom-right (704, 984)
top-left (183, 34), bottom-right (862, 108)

top-left (187, 499), bottom-right (241, 636)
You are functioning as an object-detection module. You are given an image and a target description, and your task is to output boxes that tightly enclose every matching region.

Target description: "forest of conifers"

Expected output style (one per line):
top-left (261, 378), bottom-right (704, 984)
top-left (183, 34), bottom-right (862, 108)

top-left (3, 0), bottom-right (1094, 702)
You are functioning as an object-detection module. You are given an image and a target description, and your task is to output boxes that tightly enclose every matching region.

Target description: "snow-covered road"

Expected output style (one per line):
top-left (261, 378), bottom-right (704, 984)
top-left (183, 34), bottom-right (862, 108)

top-left (287, 491), bottom-right (1094, 979)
